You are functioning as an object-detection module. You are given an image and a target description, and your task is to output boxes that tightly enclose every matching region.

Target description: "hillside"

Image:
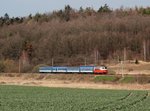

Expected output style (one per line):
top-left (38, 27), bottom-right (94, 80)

top-left (0, 5), bottom-right (150, 73)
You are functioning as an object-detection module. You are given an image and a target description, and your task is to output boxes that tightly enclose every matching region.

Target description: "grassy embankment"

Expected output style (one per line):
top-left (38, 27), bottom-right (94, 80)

top-left (0, 72), bottom-right (150, 84)
top-left (94, 75), bottom-right (150, 84)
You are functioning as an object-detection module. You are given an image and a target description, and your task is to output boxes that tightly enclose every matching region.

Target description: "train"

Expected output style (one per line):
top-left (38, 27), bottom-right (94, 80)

top-left (39, 66), bottom-right (108, 74)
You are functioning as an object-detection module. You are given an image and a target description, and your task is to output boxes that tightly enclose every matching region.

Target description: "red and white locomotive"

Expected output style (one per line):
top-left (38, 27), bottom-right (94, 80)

top-left (93, 66), bottom-right (108, 74)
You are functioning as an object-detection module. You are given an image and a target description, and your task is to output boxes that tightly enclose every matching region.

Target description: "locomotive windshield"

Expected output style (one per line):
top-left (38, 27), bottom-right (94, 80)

top-left (95, 66), bottom-right (107, 70)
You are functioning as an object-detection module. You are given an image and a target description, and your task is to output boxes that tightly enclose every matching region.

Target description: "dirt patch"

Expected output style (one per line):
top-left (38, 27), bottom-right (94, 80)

top-left (0, 75), bottom-right (150, 90)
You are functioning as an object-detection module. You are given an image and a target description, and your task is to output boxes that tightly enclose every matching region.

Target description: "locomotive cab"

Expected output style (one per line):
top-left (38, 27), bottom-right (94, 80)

top-left (94, 66), bottom-right (107, 74)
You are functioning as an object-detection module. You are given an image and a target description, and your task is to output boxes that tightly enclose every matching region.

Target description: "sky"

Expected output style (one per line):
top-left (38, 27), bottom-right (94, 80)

top-left (0, 0), bottom-right (150, 17)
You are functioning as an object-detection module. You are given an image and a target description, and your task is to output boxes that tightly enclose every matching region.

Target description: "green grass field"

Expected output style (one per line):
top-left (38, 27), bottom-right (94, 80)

top-left (0, 85), bottom-right (150, 111)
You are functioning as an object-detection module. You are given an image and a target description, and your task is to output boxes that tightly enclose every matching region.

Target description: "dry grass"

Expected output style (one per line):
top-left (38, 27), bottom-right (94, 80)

top-left (0, 73), bottom-right (150, 90)
top-left (109, 61), bottom-right (150, 75)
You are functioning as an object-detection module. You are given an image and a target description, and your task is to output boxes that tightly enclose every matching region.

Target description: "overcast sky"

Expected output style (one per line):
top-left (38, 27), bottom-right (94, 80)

top-left (0, 0), bottom-right (150, 17)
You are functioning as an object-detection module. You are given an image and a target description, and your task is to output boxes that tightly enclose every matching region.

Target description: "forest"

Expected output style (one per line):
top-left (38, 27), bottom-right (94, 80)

top-left (0, 4), bottom-right (150, 72)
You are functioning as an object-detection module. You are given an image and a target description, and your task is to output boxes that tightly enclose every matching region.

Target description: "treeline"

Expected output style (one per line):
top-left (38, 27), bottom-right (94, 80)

top-left (0, 5), bottom-right (150, 72)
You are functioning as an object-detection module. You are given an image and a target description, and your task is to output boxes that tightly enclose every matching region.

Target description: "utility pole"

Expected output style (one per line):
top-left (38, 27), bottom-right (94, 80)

top-left (143, 40), bottom-right (146, 61)
top-left (18, 47), bottom-right (21, 74)
top-left (94, 50), bottom-right (96, 66)
top-left (19, 58), bottom-right (21, 73)
top-left (147, 40), bottom-right (150, 60)
top-left (84, 57), bottom-right (87, 66)
top-left (94, 49), bottom-right (99, 66)
top-left (121, 61), bottom-right (124, 78)
top-left (123, 47), bottom-right (126, 76)
top-left (52, 58), bottom-right (54, 66)
top-left (124, 47), bottom-right (126, 62)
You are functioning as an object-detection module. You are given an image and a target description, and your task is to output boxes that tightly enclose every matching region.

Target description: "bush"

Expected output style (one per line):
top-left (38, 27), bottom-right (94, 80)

top-left (3, 59), bottom-right (18, 73)
top-left (21, 65), bottom-right (33, 73)
top-left (0, 61), bottom-right (5, 72)
top-left (32, 64), bottom-right (48, 73)
top-left (135, 59), bottom-right (139, 64)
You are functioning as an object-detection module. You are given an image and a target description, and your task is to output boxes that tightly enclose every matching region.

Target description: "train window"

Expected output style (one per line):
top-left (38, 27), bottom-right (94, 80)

top-left (94, 66), bottom-right (107, 70)
top-left (104, 66), bottom-right (107, 69)
top-left (95, 67), bottom-right (100, 70)
top-left (101, 67), bottom-right (105, 70)
top-left (100, 66), bottom-right (107, 70)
